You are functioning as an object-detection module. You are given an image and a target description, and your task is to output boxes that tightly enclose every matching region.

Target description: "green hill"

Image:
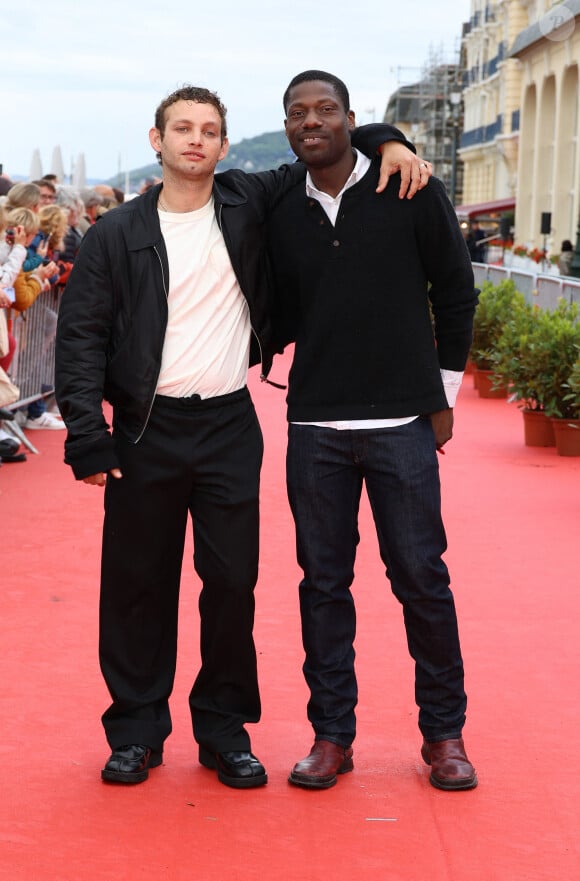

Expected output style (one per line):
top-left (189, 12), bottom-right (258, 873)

top-left (108, 130), bottom-right (295, 191)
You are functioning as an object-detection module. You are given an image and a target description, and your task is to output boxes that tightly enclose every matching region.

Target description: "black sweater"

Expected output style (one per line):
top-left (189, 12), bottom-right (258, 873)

top-left (268, 160), bottom-right (477, 422)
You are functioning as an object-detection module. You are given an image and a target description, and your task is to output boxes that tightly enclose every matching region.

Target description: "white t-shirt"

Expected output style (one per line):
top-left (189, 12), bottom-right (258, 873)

top-left (156, 197), bottom-right (251, 399)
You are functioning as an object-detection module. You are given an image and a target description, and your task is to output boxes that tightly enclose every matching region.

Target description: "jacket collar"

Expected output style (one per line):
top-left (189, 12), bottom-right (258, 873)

top-left (123, 184), bottom-right (164, 251)
top-left (124, 176), bottom-right (248, 251)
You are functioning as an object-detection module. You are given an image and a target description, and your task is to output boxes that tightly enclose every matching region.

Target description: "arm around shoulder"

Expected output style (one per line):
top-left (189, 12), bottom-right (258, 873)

top-left (220, 160), bottom-right (306, 211)
top-left (352, 122), bottom-right (416, 156)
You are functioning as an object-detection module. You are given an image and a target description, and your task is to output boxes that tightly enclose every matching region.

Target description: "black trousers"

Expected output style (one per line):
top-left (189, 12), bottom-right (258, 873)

top-left (99, 387), bottom-right (263, 754)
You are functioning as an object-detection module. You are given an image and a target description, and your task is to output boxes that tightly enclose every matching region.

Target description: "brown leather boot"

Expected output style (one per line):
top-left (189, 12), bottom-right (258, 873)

top-left (289, 740), bottom-right (354, 789)
top-left (421, 737), bottom-right (477, 790)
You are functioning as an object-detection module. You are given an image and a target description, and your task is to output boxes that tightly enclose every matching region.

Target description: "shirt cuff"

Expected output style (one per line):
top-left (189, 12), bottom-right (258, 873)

top-left (441, 368), bottom-right (464, 408)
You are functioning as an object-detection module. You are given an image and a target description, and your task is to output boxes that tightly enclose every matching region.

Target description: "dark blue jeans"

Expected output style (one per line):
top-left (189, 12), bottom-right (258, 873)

top-left (286, 417), bottom-right (467, 747)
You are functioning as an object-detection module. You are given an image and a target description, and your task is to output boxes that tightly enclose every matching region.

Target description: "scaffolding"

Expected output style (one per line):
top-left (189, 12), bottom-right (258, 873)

top-left (384, 45), bottom-right (466, 204)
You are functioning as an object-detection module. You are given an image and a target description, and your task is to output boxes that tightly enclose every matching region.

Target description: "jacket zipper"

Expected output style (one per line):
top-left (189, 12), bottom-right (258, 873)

top-left (134, 245), bottom-right (168, 444)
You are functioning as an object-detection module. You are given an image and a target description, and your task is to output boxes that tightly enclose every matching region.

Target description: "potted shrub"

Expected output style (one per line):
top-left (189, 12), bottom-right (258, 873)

top-left (554, 355), bottom-right (580, 456)
top-left (508, 244), bottom-right (529, 270)
top-left (494, 300), bottom-right (580, 452)
top-left (470, 279), bottom-right (525, 398)
top-left (528, 247), bottom-right (545, 265)
top-left (531, 301), bottom-right (580, 419)
top-left (492, 300), bottom-right (580, 450)
top-left (491, 300), bottom-right (555, 445)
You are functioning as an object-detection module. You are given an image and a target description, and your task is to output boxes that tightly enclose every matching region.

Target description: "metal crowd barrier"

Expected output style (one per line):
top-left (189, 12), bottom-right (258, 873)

top-left (2, 288), bottom-right (62, 453)
top-left (472, 262), bottom-right (580, 308)
top-left (6, 287), bottom-right (61, 407)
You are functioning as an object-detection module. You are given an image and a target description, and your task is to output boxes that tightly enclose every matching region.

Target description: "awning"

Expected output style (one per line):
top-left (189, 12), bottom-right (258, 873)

top-left (454, 197), bottom-right (516, 219)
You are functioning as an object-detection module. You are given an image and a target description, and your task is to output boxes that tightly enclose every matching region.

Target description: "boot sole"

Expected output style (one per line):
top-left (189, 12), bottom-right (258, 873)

top-left (288, 758), bottom-right (354, 789)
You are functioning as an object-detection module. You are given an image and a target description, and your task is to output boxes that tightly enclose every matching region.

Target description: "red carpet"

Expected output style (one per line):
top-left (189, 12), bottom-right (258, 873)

top-left (1, 349), bottom-right (579, 880)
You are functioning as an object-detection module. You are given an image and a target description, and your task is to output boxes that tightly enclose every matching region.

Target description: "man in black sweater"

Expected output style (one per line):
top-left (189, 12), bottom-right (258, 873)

top-left (269, 70), bottom-right (479, 791)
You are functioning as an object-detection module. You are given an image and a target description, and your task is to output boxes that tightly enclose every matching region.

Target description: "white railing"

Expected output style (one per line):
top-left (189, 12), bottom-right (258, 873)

top-left (472, 262), bottom-right (580, 310)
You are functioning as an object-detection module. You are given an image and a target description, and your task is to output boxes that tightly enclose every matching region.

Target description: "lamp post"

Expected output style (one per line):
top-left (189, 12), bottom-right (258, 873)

top-left (449, 87), bottom-right (462, 206)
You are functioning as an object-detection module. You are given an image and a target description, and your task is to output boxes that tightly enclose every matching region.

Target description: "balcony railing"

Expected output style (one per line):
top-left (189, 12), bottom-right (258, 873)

top-left (460, 115), bottom-right (503, 148)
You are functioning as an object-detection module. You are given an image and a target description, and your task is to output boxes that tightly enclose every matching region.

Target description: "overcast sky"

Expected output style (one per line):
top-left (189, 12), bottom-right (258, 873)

top-left (2, 0), bottom-right (471, 182)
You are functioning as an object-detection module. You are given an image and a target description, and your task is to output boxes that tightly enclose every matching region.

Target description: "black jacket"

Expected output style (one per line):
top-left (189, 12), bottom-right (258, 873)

top-left (55, 167), bottom-right (309, 478)
top-left (55, 126), bottom-right (411, 479)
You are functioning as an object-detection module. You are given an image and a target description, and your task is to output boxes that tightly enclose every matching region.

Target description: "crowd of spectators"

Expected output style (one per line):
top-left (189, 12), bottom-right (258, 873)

top-left (0, 172), bottom-right (127, 467)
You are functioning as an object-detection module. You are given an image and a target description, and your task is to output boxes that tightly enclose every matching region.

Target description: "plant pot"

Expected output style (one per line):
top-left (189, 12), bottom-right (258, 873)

top-left (551, 418), bottom-right (580, 456)
top-left (522, 409), bottom-right (555, 447)
top-left (474, 368), bottom-right (507, 399)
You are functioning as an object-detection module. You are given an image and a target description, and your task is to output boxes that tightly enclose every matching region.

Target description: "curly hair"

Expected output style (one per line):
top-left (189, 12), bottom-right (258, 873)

top-left (39, 205), bottom-right (69, 249)
top-left (153, 85), bottom-right (227, 164)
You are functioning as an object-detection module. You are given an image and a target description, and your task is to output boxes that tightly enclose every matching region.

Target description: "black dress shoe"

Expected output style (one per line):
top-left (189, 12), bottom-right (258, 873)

top-left (101, 744), bottom-right (163, 784)
top-left (0, 408), bottom-right (15, 421)
top-left (0, 452), bottom-right (26, 463)
top-left (199, 745), bottom-right (267, 789)
top-left (0, 438), bottom-right (20, 457)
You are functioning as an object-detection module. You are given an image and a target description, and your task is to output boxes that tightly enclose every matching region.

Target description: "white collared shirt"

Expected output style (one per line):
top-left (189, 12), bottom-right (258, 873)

top-left (305, 150), bottom-right (372, 226)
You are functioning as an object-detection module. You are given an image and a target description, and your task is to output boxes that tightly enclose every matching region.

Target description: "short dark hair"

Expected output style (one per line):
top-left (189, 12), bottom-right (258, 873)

top-left (283, 70), bottom-right (350, 114)
top-left (153, 85), bottom-right (227, 166)
top-left (154, 85), bottom-right (227, 139)
top-left (32, 178), bottom-right (56, 193)
top-left (562, 239), bottom-right (573, 252)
